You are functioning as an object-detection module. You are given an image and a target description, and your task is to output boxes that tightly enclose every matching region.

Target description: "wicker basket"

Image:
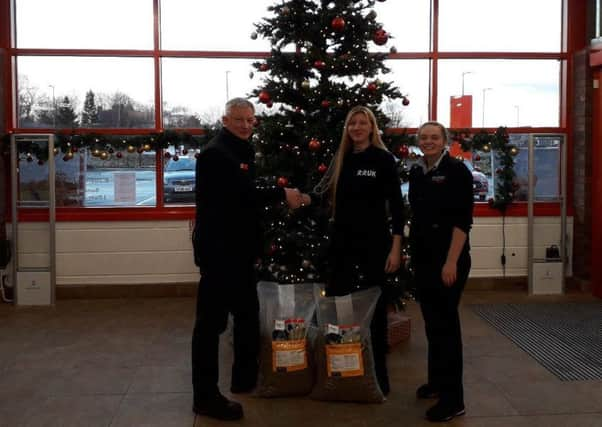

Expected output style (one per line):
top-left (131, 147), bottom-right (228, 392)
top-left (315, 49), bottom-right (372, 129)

top-left (387, 312), bottom-right (411, 348)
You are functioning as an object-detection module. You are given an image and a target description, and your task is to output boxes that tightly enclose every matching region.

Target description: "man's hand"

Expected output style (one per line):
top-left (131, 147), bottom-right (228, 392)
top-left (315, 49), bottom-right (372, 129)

top-left (284, 188), bottom-right (303, 209)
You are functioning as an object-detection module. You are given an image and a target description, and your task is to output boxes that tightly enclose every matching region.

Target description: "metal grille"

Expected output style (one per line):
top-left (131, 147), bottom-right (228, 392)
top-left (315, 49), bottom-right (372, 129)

top-left (471, 302), bottom-right (602, 381)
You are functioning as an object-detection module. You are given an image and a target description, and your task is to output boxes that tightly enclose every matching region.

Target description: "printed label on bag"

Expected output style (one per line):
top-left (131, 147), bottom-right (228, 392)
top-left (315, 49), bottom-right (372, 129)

top-left (272, 339), bottom-right (307, 372)
top-left (325, 342), bottom-right (364, 377)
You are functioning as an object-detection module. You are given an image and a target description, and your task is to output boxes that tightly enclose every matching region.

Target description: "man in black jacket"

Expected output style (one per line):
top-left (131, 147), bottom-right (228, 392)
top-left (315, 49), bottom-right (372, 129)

top-left (191, 98), bottom-right (302, 421)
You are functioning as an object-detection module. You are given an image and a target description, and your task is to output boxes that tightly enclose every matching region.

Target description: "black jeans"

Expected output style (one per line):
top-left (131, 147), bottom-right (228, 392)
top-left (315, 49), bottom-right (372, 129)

top-left (191, 262), bottom-right (259, 399)
top-left (416, 255), bottom-right (470, 406)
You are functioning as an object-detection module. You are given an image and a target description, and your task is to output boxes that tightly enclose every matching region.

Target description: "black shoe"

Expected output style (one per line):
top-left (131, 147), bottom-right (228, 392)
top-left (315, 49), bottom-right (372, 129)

top-left (425, 401), bottom-right (465, 422)
top-left (377, 375), bottom-right (390, 396)
top-left (193, 393), bottom-right (243, 421)
top-left (416, 383), bottom-right (439, 399)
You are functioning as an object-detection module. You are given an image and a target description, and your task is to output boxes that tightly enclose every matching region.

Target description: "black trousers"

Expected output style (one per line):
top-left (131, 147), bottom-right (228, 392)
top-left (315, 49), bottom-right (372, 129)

top-left (416, 255), bottom-right (470, 406)
top-left (191, 262), bottom-right (259, 399)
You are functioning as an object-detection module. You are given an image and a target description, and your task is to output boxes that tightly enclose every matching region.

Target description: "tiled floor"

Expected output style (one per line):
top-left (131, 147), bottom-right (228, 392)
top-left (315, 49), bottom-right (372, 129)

top-left (0, 290), bottom-right (600, 427)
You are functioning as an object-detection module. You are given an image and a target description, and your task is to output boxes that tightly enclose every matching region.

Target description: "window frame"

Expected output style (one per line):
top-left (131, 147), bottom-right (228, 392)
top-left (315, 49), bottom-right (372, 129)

top-left (2, 0), bottom-right (580, 220)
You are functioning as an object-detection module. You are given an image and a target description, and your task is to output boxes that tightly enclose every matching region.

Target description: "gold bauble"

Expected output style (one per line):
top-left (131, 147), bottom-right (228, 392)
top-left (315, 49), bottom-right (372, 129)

top-left (143, 144), bottom-right (152, 152)
top-left (99, 151), bottom-right (109, 160)
top-left (127, 145), bottom-right (136, 153)
top-left (92, 148), bottom-right (101, 157)
top-left (301, 80), bottom-right (310, 90)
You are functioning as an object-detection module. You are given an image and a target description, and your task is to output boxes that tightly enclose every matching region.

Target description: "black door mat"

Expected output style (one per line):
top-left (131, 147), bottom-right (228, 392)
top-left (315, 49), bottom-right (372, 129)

top-left (471, 302), bottom-right (602, 381)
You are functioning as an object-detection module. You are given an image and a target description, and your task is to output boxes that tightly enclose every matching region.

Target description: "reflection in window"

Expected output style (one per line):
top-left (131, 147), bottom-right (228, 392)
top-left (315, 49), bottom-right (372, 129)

top-left (162, 58), bottom-right (263, 128)
top-left (160, 0), bottom-right (272, 51)
top-left (439, 0), bottom-right (562, 52)
top-left (437, 60), bottom-right (560, 128)
top-left (15, 0), bottom-right (153, 49)
top-left (17, 57), bottom-right (155, 129)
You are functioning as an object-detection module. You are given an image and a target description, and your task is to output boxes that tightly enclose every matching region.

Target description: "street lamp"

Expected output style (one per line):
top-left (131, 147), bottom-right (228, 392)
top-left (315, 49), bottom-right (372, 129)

top-left (481, 87), bottom-right (492, 127)
top-left (514, 105), bottom-right (520, 126)
top-left (225, 70), bottom-right (231, 102)
top-left (461, 71), bottom-right (473, 96)
top-left (48, 84), bottom-right (56, 128)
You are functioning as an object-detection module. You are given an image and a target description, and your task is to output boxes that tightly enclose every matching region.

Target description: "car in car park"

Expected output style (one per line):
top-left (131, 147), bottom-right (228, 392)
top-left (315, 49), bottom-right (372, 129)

top-left (163, 156), bottom-right (196, 204)
top-left (463, 160), bottom-right (489, 201)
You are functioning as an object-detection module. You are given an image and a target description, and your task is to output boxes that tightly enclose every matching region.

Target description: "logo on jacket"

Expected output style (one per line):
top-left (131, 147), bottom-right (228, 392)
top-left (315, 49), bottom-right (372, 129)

top-left (357, 169), bottom-right (376, 177)
top-left (431, 175), bottom-right (446, 183)
top-left (240, 163), bottom-right (249, 171)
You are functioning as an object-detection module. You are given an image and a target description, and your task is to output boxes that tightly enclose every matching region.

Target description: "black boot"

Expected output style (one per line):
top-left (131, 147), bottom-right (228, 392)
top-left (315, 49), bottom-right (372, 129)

top-left (193, 392), bottom-right (243, 421)
top-left (416, 383), bottom-right (439, 399)
top-left (425, 400), bottom-right (465, 422)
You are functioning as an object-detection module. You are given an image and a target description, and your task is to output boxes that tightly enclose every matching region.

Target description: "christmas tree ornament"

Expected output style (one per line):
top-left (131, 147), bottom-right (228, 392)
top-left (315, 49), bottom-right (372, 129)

top-left (137, 147), bottom-right (144, 154)
top-left (267, 101), bottom-right (274, 108)
top-left (173, 155), bottom-right (180, 161)
top-left (182, 148), bottom-right (189, 155)
top-left (127, 145), bottom-right (136, 153)
top-left (321, 99), bottom-right (330, 108)
top-left (65, 151), bottom-right (74, 160)
top-left (249, 71), bottom-right (255, 79)
top-left (164, 151), bottom-right (171, 159)
top-left (313, 60), bottom-right (326, 69)
top-left (509, 146), bottom-right (519, 156)
top-left (482, 144), bottom-right (491, 152)
top-left (367, 10), bottom-right (377, 19)
top-left (390, 46), bottom-right (397, 54)
top-left (474, 154), bottom-right (481, 161)
top-left (373, 29), bottom-right (388, 45)
top-left (53, 147), bottom-right (60, 155)
top-left (250, 32), bottom-right (258, 40)
top-left (92, 148), bottom-right (101, 157)
top-left (318, 163), bottom-right (328, 173)
top-left (37, 159), bottom-right (44, 166)
top-left (402, 97), bottom-right (410, 106)
top-left (277, 176), bottom-right (289, 187)
top-left (281, 6), bottom-right (290, 15)
top-left (308, 138), bottom-right (321, 151)
top-left (367, 82), bottom-right (377, 92)
top-left (100, 151), bottom-right (109, 160)
top-left (301, 80), bottom-right (310, 90)
top-left (143, 143), bottom-right (152, 152)
top-left (331, 16), bottom-right (346, 32)
top-left (26, 155), bottom-right (33, 162)
top-left (107, 147), bottom-right (114, 154)
top-left (259, 63), bottom-right (270, 72)
top-left (397, 144), bottom-right (409, 158)
top-left (259, 90), bottom-right (271, 103)
top-left (116, 152), bottom-right (123, 159)
top-left (195, 152), bottom-right (200, 159)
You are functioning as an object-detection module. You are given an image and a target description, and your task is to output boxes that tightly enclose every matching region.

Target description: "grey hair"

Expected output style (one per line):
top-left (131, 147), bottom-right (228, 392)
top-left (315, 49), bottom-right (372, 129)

top-left (225, 98), bottom-right (255, 115)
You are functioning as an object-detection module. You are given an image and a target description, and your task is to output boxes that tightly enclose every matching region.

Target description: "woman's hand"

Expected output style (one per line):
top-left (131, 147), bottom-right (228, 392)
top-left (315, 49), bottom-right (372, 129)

top-left (385, 249), bottom-right (401, 273)
top-left (441, 261), bottom-right (457, 286)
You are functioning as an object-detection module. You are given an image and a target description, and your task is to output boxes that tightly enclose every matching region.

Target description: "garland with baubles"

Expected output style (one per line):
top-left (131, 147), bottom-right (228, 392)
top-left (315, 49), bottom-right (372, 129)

top-left (384, 126), bottom-right (517, 213)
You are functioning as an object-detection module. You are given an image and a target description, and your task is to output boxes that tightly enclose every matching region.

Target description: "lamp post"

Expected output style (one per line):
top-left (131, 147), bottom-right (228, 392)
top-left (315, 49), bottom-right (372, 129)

top-left (225, 70), bottom-right (231, 102)
top-left (481, 87), bottom-right (492, 127)
top-left (514, 105), bottom-right (520, 126)
top-left (461, 71), bottom-right (473, 96)
top-left (48, 84), bottom-right (56, 128)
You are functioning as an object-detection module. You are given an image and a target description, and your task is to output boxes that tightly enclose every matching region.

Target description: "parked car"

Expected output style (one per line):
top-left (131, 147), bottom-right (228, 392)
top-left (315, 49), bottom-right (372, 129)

top-left (163, 157), bottom-right (196, 204)
top-left (463, 160), bottom-right (489, 201)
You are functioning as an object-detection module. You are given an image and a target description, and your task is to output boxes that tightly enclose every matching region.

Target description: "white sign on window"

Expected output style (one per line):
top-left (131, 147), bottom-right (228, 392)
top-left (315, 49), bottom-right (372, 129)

top-left (114, 172), bottom-right (136, 203)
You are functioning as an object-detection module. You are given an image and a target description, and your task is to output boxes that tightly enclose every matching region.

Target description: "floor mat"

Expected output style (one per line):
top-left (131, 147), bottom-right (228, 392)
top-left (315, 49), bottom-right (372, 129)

top-left (471, 302), bottom-right (602, 381)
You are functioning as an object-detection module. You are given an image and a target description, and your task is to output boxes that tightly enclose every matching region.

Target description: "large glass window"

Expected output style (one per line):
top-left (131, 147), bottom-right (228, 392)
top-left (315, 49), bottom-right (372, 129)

top-left (437, 60), bottom-right (561, 128)
top-left (17, 57), bottom-right (155, 129)
top-left (382, 60), bottom-right (430, 128)
top-left (15, 0), bottom-right (153, 49)
top-left (160, 0), bottom-right (272, 51)
top-left (439, 0), bottom-right (562, 52)
top-left (373, 0), bottom-right (431, 53)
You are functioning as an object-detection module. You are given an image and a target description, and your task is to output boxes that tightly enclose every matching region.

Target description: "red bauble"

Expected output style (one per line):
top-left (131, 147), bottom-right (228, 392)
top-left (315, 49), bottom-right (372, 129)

top-left (277, 176), bottom-right (289, 187)
top-left (116, 152), bottom-right (123, 159)
top-left (182, 148), bottom-right (188, 155)
top-left (266, 101), bottom-right (273, 109)
top-left (397, 144), bottom-right (409, 158)
top-left (194, 152), bottom-right (200, 159)
top-left (474, 154), bottom-right (481, 161)
top-left (318, 163), bottom-right (328, 174)
top-left (402, 97), bottom-right (410, 106)
top-left (308, 139), bottom-right (321, 152)
top-left (259, 63), bottom-right (269, 72)
top-left (373, 29), bottom-right (389, 46)
top-left (331, 16), bottom-right (345, 32)
top-left (321, 100), bottom-right (330, 108)
top-left (37, 159), bottom-right (44, 166)
top-left (173, 155), bottom-right (179, 161)
top-left (258, 90), bottom-right (271, 104)
top-left (367, 82), bottom-right (377, 92)
top-left (26, 156), bottom-right (33, 162)
top-left (313, 60), bottom-right (326, 69)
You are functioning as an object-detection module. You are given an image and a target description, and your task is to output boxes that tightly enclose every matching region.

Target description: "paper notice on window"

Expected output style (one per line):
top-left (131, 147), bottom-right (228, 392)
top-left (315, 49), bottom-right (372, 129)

top-left (326, 342), bottom-right (364, 377)
top-left (272, 339), bottom-right (307, 372)
top-left (114, 172), bottom-right (136, 203)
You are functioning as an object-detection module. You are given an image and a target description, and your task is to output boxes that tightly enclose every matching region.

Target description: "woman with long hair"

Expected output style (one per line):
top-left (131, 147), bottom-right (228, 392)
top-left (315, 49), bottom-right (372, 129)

top-left (306, 105), bottom-right (404, 395)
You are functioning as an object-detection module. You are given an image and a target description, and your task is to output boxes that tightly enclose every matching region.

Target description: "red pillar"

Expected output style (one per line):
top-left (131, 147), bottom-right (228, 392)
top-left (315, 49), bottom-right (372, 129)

top-left (592, 69), bottom-right (602, 298)
top-left (450, 95), bottom-right (472, 129)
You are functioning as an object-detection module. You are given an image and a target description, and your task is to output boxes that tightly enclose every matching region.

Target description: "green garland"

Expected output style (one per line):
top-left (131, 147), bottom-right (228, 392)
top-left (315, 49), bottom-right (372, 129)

top-left (384, 126), bottom-right (517, 213)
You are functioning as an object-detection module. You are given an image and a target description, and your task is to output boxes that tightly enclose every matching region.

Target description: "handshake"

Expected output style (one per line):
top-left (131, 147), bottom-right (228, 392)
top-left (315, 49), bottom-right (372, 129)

top-left (284, 188), bottom-right (312, 210)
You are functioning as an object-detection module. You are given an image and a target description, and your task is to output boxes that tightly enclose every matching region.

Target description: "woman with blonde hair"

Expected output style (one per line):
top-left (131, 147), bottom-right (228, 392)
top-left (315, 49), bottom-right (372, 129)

top-left (305, 105), bottom-right (404, 395)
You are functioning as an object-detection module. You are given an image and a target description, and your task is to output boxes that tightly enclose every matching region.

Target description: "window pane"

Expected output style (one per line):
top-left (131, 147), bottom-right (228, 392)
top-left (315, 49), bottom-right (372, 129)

top-left (163, 146), bottom-right (197, 205)
top-left (437, 60), bottom-right (560, 128)
top-left (15, 0), bottom-right (153, 49)
top-left (382, 60), bottom-right (430, 128)
top-left (510, 134), bottom-right (561, 202)
top-left (439, 0), bottom-right (562, 52)
top-left (374, 0), bottom-right (430, 52)
top-left (160, 0), bottom-right (272, 51)
top-left (51, 145), bottom-right (157, 207)
top-left (162, 58), bottom-right (263, 127)
top-left (17, 56), bottom-right (155, 129)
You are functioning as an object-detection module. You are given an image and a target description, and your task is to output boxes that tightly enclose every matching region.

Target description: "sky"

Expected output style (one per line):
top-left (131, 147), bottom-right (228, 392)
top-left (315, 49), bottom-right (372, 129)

top-left (14, 0), bottom-right (563, 128)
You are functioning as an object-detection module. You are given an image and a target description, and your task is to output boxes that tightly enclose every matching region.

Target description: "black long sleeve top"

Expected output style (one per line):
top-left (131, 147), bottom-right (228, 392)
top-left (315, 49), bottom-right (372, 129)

top-left (331, 145), bottom-right (404, 245)
top-left (408, 152), bottom-right (473, 264)
top-left (193, 128), bottom-right (284, 268)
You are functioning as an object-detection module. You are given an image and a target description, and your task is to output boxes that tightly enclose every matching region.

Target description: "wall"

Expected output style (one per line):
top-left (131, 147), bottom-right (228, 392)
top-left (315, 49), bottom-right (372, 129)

top-left (7, 217), bottom-right (573, 287)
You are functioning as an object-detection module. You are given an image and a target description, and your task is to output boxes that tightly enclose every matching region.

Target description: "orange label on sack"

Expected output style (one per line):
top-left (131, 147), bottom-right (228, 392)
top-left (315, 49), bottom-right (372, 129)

top-left (272, 339), bottom-right (307, 372)
top-left (325, 342), bottom-right (364, 377)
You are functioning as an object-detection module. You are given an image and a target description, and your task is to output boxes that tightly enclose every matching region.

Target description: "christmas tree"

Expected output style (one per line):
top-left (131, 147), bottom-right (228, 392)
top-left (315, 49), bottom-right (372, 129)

top-left (250, 0), bottom-right (413, 304)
